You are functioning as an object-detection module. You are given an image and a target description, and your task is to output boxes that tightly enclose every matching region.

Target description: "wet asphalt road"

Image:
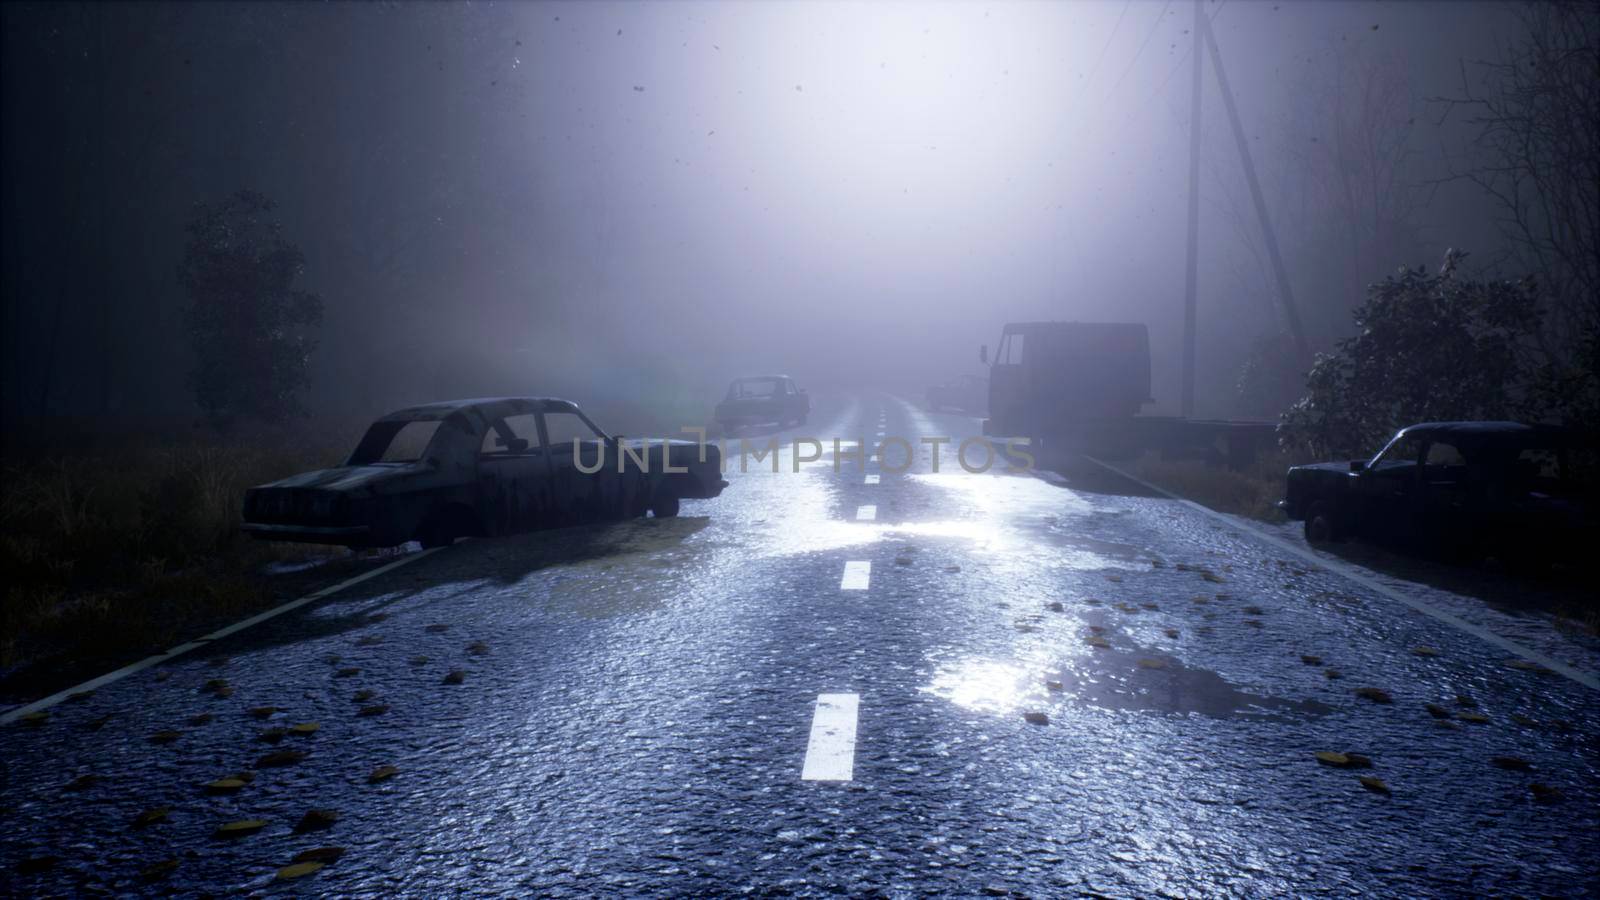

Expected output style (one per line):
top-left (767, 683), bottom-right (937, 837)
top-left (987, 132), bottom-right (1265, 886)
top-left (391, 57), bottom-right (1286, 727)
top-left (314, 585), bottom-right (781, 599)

top-left (3, 394), bottom-right (1598, 896)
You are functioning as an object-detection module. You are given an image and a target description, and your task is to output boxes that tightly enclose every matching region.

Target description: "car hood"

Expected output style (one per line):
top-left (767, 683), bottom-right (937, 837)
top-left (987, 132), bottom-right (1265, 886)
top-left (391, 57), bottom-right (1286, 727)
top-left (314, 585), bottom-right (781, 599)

top-left (1290, 461), bottom-right (1357, 475)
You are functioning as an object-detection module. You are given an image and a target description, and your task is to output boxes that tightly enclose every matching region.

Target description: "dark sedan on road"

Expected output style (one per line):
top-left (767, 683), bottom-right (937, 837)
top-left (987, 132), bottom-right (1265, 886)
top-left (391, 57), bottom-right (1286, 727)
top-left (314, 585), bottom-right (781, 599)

top-left (713, 375), bottom-right (809, 431)
top-left (243, 397), bottom-right (728, 548)
top-left (1281, 421), bottom-right (1597, 563)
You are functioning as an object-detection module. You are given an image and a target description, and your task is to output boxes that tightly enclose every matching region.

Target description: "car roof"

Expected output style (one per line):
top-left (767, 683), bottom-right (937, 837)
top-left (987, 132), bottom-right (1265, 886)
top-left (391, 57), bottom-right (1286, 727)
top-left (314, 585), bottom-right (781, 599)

top-left (377, 397), bottom-right (581, 423)
top-left (1396, 421), bottom-right (1579, 442)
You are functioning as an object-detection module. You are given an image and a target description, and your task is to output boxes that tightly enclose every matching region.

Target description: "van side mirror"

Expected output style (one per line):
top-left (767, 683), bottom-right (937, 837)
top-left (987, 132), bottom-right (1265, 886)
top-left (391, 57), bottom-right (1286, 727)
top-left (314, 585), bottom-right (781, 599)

top-left (979, 344), bottom-right (988, 365)
top-left (1349, 460), bottom-right (1367, 473)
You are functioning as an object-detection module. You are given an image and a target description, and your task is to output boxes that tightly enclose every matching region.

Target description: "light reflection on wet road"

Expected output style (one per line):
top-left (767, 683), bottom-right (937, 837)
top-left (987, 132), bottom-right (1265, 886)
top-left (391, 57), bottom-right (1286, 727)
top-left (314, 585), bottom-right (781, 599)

top-left (2, 393), bottom-right (1597, 895)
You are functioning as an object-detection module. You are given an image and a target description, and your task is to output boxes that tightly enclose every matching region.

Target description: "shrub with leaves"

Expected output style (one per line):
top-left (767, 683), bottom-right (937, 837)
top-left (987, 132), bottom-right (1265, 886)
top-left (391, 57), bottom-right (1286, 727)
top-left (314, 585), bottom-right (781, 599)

top-left (182, 190), bottom-right (323, 428)
top-left (1279, 251), bottom-right (1541, 457)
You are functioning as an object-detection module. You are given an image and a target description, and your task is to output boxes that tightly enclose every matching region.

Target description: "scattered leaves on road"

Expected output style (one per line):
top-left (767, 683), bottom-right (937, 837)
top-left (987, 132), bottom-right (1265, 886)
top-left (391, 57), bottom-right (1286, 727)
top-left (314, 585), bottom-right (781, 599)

top-left (290, 721), bottom-right (320, 735)
top-left (1358, 776), bottom-right (1390, 795)
top-left (357, 704), bottom-right (390, 717)
top-left (356, 635), bottom-right (383, 646)
top-left (255, 749), bottom-right (306, 768)
top-left (148, 730), bottom-right (182, 745)
top-left (1300, 655), bottom-right (1322, 666)
top-left (426, 624), bottom-right (450, 633)
top-left (65, 774), bottom-right (97, 792)
top-left (140, 859), bottom-right (179, 881)
top-left (443, 670), bottom-right (467, 685)
top-left (1411, 646), bottom-right (1439, 657)
top-left (1137, 658), bottom-right (1167, 670)
top-left (1354, 687), bottom-right (1392, 704)
top-left (1045, 680), bottom-right (1064, 692)
top-left (1425, 703), bottom-right (1452, 719)
top-left (132, 806), bottom-right (170, 828)
top-left (213, 819), bottom-right (268, 838)
top-left (1459, 711), bottom-right (1490, 724)
top-left (409, 655), bottom-right (430, 666)
top-left (276, 861), bottom-right (325, 880)
top-left (353, 689), bottom-right (375, 703)
top-left (295, 808), bottom-right (340, 832)
top-left (249, 706), bottom-right (281, 720)
top-left (367, 764), bottom-right (399, 783)
top-left (1023, 711), bottom-right (1049, 725)
top-left (293, 846), bottom-right (346, 864)
top-left (204, 777), bottom-right (249, 794)
top-left (1491, 756), bottom-right (1532, 771)
top-left (1530, 782), bottom-right (1564, 803)
top-left (466, 641), bottom-right (490, 656)
top-left (335, 667), bottom-right (361, 678)
top-left (1085, 635), bottom-right (1110, 649)
top-left (188, 713), bottom-right (214, 726)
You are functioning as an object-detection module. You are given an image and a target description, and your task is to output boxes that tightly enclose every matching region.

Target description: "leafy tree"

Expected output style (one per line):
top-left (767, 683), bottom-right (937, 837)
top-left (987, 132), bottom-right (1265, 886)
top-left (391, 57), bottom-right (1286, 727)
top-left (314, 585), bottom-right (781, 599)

top-left (1279, 251), bottom-right (1541, 458)
top-left (180, 191), bottom-right (323, 427)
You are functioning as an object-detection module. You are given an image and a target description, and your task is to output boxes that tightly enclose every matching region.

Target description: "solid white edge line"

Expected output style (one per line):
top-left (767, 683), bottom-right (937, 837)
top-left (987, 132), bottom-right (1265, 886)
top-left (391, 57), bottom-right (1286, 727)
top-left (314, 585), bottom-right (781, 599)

top-left (0, 547), bottom-right (442, 724)
top-left (1081, 456), bottom-right (1600, 692)
top-left (801, 692), bottom-right (859, 781)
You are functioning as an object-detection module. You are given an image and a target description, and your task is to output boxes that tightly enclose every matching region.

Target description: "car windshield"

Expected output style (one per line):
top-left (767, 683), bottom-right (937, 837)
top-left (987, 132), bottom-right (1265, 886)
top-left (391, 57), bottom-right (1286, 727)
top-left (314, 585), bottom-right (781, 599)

top-left (731, 379), bottom-right (780, 399)
top-left (348, 419), bottom-right (442, 465)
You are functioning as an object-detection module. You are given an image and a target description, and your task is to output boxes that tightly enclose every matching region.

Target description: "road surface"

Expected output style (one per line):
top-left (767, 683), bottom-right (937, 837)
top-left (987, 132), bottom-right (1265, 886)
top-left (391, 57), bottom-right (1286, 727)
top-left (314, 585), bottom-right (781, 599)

top-left (3, 393), bottom-right (1597, 895)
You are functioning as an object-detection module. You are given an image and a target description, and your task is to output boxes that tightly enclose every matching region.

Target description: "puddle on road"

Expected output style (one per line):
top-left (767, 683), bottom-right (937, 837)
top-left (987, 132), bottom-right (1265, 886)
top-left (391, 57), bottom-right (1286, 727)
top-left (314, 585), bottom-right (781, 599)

top-left (1047, 647), bottom-right (1332, 719)
top-left (926, 645), bottom-right (1330, 721)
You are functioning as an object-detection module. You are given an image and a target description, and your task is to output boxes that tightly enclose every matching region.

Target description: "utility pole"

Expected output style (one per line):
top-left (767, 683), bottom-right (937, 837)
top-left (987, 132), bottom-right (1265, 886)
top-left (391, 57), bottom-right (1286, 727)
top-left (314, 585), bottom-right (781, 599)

top-left (1181, 0), bottom-right (1202, 418)
top-left (1200, 10), bottom-right (1309, 358)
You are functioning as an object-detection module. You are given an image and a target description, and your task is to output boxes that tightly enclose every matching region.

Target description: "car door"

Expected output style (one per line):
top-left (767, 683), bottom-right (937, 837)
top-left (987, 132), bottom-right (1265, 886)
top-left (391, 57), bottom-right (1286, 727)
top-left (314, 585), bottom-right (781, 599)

top-left (1354, 432), bottom-right (1424, 540)
top-left (1420, 438), bottom-right (1473, 543)
top-left (476, 413), bottom-right (555, 534)
top-left (988, 331), bottom-right (1025, 433)
top-left (542, 407), bottom-right (636, 523)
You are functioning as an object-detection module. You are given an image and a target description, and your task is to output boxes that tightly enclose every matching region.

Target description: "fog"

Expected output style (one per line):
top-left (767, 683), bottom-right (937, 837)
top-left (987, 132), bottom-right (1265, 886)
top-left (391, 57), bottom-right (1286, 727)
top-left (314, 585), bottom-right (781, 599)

top-left (2, 0), bottom-right (1523, 434)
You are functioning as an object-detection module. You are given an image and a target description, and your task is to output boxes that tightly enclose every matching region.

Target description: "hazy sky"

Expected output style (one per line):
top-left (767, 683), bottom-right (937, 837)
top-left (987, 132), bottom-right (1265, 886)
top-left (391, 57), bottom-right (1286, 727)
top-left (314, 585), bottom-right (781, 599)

top-left (1, 0), bottom-right (1522, 429)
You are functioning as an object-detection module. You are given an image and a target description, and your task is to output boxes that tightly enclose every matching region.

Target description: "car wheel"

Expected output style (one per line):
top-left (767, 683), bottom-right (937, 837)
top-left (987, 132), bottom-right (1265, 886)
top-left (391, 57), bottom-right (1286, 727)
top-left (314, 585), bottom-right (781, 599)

top-left (419, 506), bottom-right (475, 549)
top-left (1303, 501), bottom-right (1341, 545)
top-left (649, 484), bottom-right (680, 518)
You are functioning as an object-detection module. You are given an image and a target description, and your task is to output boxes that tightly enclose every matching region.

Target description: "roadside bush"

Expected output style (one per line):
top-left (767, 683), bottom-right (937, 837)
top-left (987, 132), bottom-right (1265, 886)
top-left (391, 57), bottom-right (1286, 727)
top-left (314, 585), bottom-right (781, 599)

top-left (1279, 251), bottom-right (1542, 458)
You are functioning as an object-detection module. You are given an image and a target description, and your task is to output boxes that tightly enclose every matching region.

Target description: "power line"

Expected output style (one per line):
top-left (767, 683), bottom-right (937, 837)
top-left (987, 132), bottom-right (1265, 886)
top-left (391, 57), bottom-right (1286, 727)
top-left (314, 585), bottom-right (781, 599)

top-left (1103, 0), bottom-right (1175, 104)
top-left (1140, 0), bottom-right (1229, 119)
top-left (1077, 0), bottom-right (1133, 102)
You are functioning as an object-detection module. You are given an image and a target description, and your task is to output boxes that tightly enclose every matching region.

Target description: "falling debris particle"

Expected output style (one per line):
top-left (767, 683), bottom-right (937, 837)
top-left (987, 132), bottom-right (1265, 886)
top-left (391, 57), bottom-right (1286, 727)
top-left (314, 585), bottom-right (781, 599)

top-left (1358, 776), bottom-right (1390, 795)
top-left (632, 85), bottom-right (645, 92)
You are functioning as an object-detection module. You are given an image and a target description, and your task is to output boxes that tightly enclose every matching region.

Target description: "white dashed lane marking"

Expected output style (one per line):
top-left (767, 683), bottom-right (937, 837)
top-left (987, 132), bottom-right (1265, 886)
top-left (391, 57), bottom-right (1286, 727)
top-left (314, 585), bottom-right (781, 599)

top-left (864, 474), bottom-right (880, 485)
top-left (801, 693), bottom-right (859, 781)
top-left (855, 504), bottom-right (877, 521)
top-left (841, 560), bottom-right (872, 590)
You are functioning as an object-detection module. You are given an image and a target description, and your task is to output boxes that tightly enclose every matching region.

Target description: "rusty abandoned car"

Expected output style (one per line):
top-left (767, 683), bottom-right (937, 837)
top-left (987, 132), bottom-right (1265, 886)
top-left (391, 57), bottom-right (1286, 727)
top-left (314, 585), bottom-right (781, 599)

top-left (713, 375), bottom-right (809, 431)
top-left (1281, 422), bottom-right (1598, 564)
top-left (242, 397), bottom-right (728, 548)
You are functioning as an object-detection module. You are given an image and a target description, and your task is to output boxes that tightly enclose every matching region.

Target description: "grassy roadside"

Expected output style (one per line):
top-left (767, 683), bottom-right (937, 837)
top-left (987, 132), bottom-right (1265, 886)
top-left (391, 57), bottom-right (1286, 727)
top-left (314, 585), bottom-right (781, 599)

top-left (0, 425), bottom-right (365, 696)
top-left (1120, 449), bottom-right (1301, 524)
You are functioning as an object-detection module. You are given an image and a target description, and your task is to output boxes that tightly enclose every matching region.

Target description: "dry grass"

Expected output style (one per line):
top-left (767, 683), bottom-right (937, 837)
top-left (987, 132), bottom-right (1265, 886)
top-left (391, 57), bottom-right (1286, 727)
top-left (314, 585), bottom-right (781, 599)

top-left (1123, 448), bottom-right (1304, 523)
top-left (0, 428), bottom-right (355, 674)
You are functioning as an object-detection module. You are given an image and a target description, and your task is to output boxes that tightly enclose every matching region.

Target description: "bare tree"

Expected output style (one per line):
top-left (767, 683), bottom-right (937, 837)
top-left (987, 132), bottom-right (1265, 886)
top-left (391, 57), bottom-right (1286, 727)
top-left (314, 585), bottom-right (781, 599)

top-left (1437, 2), bottom-right (1599, 423)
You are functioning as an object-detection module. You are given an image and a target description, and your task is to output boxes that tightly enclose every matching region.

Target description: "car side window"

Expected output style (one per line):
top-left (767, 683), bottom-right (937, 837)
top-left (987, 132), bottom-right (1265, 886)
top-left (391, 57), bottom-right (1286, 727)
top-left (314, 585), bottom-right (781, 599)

top-left (1424, 442), bottom-right (1466, 467)
top-left (542, 411), bottom-right (603, 457)
top-left (480, 414), bottom-right (541, 457)
top-left (1000, 333), bottom-right (1024, 365)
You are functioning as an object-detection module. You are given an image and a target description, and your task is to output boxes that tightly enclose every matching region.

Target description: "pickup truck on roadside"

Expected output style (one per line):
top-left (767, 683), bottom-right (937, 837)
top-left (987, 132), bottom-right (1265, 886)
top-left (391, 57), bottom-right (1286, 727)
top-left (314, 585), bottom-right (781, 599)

top-left (1280, 421), bottom-right (1597, 564)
